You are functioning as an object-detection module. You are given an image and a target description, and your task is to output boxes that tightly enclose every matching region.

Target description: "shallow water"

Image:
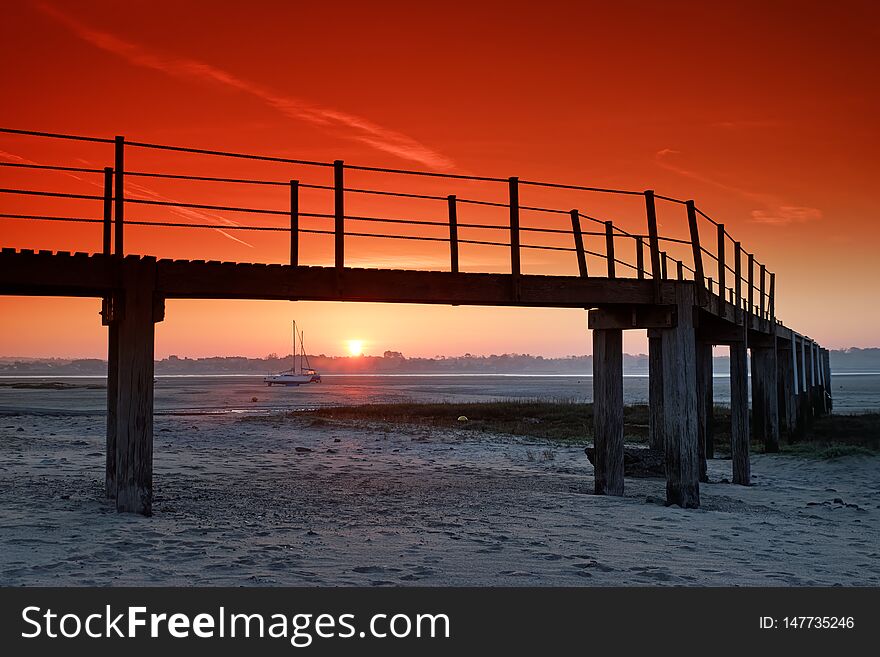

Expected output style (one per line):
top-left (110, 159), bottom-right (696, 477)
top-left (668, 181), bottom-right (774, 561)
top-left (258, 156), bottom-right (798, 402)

top-left (1, 371), bottom-right (878, 415)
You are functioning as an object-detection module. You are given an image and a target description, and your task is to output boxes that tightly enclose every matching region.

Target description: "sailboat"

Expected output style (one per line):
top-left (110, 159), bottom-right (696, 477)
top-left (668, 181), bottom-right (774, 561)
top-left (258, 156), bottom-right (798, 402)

top-left (263, 321), bottom-right (322, 386)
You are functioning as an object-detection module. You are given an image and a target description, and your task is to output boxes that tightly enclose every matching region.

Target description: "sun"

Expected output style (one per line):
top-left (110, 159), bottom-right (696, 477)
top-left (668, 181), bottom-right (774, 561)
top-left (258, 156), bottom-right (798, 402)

top-left (346, 340), bottom-right (364, 356)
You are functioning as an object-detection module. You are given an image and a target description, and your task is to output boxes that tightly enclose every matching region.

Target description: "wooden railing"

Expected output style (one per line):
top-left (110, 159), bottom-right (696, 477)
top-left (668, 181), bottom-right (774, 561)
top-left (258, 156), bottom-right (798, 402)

top-left (0, 127), bottom-right (777, 322)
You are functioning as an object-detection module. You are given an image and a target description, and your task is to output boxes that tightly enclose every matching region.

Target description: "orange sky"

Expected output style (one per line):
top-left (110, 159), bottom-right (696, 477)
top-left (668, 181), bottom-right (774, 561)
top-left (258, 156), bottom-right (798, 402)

top-left (1, 0), bottom-right (878, 358)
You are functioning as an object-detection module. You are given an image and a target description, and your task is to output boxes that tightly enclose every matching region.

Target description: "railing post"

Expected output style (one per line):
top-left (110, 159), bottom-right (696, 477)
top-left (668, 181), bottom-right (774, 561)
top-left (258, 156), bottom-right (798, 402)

top-left (734, 241), bottom-right (742, 322)
top-left (747, 253), bottom-right (754, 317)
top-left (114, 136), bottom-right (124, 257)
top-left (661, 251), bottom-right (668, 280)
top-left (103, 167), bottom-right (113, 256)
top-left (448, 195), bottom-right (459, 274)
top-left (677, 259), bottom-right (684, 280)
top-left (334, 160), bottom-right (344, 273)
top-left (707, 277), bottom-right (713, 295)
top-left (636, 236), bottom-right (644, 279)
top-left (759, 263), bottom-right (766, 320)
top-left (644, 191), bottom-right (661, 284)
top-left (685, 200), bottom-right (705, 301)
top-left (717, 223), bottom-right (725, 294)
top-left (569, 209), bottom-right (588, 278)
top-left (289, 180), bottom-right (299, 267)
top-left (508, 177), bottom-right (520, 277)
top-left (769, 272), bottom-right (776, 322)
top-left (604, 221), bottom-right (615, 278)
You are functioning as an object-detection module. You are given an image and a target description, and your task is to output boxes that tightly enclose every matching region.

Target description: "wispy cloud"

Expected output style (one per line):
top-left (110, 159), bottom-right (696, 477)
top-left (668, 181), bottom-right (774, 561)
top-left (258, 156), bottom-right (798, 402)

top-left (654, 149), bottom-right (822, 226)
top-left (34, 2), bottom-right (455, 170)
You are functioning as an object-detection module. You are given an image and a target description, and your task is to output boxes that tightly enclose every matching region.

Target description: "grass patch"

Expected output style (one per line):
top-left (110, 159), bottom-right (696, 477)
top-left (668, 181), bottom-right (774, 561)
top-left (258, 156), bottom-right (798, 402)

top-left (0, 381), bottom-right (105, 390)
top-left (781, 443), bottom-right (877, 460)
top-left (294, 400), bottom-right (651, 445)
top-left (293, 401), bottom-right (880, 457)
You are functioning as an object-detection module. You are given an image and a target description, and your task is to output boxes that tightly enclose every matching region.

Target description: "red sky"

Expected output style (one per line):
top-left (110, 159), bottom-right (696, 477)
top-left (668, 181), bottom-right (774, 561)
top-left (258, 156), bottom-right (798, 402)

top-left (1, 0), bottom-right (878, 358)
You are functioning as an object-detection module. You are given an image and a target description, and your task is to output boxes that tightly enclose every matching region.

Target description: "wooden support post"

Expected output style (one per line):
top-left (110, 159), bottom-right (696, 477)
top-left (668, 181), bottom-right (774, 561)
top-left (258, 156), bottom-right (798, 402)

top-left (105, 320), bottom-right (118, 498)
top-left (707, 277), bottom-right (713, 295)
top-left (685, 200), bottom-right (705, 301)
top-left (677, 259), bottom-right (684, 280)
top-left (508, 177), bottom-right (520, 278)
top-left (751, 344), bottom-right (780, 453)
top-left (799, 336), bottom-right (807, 399)
top-left (776, 339), bottom-right (793, 439)
top-left (334, 160), bottom-right (344, 274)
top-left (717, 223), bottom-right (725, 294)
top-left (569, 209), bottom-right (587, 278)
top-left (734, 241), bottom-right (742, 321)
top-left (448, 195), bottom-right (459, 274)
top-left (114, 257), bottom-right (162, 515)
top-left (730, 335), bottom-right (750, 485)
top-left (695, 340), bottom-right (713, 482)
top-left (823, 348), bottom-right (833, 412)
top-left (661, 252), bottom-right (668, 280)
top-left (769, 272), bottom-right (776, 322)
top-left (790, 334), bottom-right (803, 440)
top-left (592, 328), bottom-right (624, 496)
top-left (747, 253), bottom-right (754, 318)
top-left (648, 331), bottom-right (664, 452)
top-left (661, 284), bottom-right (700, 507)
top-left (797, 335), bottom-right (810, 430)
top-left (289, 180), bottom-right (299, 267)
top-left (604, 221), bottom-right (615, 278)
top-left (636, 236), bottom-right (644, 279)
top-left (759, 264), bottom-right (766, 320)
top-left (103, 167), bottom-right (113, 255)
top-left (102, 164), bottom-right (116, 492)
top-left (809, 341), bottom-right (818, 417)
top-left (644, 191), bottom-right (662, 294)
top-left (114, 136), bottom-right (124, 257)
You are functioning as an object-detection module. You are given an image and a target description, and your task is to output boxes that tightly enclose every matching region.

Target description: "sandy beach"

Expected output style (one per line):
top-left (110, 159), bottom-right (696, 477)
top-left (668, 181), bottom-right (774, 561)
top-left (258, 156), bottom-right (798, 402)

top-left (1, 409), bottom-right (878, 587)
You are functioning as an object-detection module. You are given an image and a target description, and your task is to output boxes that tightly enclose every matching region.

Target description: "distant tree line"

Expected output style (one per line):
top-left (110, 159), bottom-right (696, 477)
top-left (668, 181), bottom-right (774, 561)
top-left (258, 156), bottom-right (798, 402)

top-left (1, 348), bottom-right (878, 376)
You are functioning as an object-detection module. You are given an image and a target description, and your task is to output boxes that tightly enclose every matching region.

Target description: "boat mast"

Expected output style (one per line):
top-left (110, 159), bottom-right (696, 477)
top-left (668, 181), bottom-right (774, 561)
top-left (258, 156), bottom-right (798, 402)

top-left (301, 329), bottom-right (312, 371)
top-left (292, 320), bottom-right (297, 373)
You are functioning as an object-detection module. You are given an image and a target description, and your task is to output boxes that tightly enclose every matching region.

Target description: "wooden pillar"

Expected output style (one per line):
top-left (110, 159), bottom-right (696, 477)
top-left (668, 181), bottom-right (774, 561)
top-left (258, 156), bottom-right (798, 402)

top-left (823, 349), bottom-right (833, 413)
top-left (508, 177), bottom-right (521, 278)
top-left (114, 136), bottom-right (124, 257)
top-left (636, 236), bottom-right (644, 279)
top-left (805, 340), bottom-right (815, 419)
top-left (569, 209), bottom-right (587, 278)
top-left (797, 335), bottom-right (809, 435)
top-left (661, 284), bottom-right (700, 508)
top-left (334, 160), bottom-right (344, 274)
top-left (695, 340), bottom-right (713, 482)
top-left (105, 319), bottom-right (119, 498)
top-left (685, 200), bottom-right (705, 301)
top-left (644, 190), bottom-right (661, 295)
top-left (730, 335), bottom-right (750, 485)
top-left (114, 257), bottom-right (162, 515)
top-left (448, 195), bottom-right (459, 274)
top-left (790, 334), bottom-right (804, 440)
top-left (648, 331), bottom-right (664, 452)
top-left (776, 340), bottom-right (793, 439)
top-left (289, 180), bottom-right (299, 267)
top-left (604, 221), bottom-right (615, 278)
top-left (751, 343), bottom-right (780, 453)
top-left (592, 328), bottom-right (624, 496)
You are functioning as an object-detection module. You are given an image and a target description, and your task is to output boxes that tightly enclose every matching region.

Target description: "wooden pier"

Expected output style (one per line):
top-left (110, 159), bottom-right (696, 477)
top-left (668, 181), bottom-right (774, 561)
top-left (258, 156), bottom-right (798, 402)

top-left (0, 128), bottom-right (832, 514)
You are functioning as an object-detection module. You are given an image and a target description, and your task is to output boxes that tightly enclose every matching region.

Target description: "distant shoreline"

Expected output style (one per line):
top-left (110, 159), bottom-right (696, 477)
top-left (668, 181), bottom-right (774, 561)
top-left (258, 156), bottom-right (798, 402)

top-left (3, 371), bottom-right (880, 379)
